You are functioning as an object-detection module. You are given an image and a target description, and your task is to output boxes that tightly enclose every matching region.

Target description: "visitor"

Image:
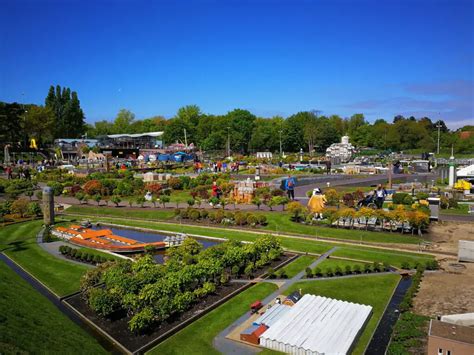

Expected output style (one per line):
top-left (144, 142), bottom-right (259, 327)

top-left (285, 175), bottom-right (296, 200)
top-left (212, 181), bottom-right (222, 199)
top-left (278, 161), bottom-right (283, 168)
top-left (325, 160), bottom-right (331, 175)
top-left (222, 162), bottom-right (227, 172)
top-left (5, 165), bottom-right (12, 180)
top-left (307, 188), bottom-right (326, 219)
top-left (217, 161), bottom-right (222, 172)
top-left (23, 167), bottom-right (31, 181)
top-left (374, 184), bottom-right (387, 209)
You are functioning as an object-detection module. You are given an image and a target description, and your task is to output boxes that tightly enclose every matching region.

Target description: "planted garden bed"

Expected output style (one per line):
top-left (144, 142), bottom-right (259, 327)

top-left (64, 281), bottom-right (247, 353)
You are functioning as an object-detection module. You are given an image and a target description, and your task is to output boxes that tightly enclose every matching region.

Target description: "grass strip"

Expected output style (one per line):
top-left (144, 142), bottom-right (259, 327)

top-left (0, 261), bottom-right (106, 354)
top-left (0, 221), bottom-right (89, 296)
top-left (279, 255), bottom-right (316, 278)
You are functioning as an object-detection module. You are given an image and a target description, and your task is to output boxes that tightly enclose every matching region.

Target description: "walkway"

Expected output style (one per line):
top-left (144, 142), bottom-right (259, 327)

top-left (213, 247), bottom-right (338, 354)
top-left (37, 240), bottom-right (94, 267)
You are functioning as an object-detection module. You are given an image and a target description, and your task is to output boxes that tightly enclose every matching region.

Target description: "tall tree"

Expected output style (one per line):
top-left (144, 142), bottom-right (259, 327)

top-left (45, 85), bottom-right (86, 138)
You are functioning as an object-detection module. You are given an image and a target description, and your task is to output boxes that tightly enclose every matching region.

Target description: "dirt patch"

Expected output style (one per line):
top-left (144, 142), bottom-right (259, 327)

top-left (423, 221), bottom-right (474, 254)
top-left (412, 261), bottom-right (474, 317)
top-left (65, 282), bottom-right (247, 353)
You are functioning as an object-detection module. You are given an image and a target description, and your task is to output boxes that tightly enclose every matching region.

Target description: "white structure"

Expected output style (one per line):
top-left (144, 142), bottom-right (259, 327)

top-left (259, 294), bottom-right (372, 355)
top-left (253, 304), bottom-right (292, 328)
top-left (441, 313), bottom-right (474, 327)
top-left (457, 164), bottom-right (474, 179)
top-left (448, 148), bottom-right (456, 188)
top-left (256, 152), bottom-right (273, 159)
top-left (325, 136), bottom-right (356, 163)
top-left (458, 240), bottom-right (474, 262)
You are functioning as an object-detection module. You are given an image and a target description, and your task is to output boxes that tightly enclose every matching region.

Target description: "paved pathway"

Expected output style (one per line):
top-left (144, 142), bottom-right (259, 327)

top-left (37, 240), bottom-right (94, 267)
top-left (213, 247), bottom-right (338, 354)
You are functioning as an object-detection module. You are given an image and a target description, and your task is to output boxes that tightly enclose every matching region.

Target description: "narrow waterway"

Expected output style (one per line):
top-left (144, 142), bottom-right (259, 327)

top-left (92, 225), bottom-right (220, 263)
top-left (365, 276), bottom-right (412, 355)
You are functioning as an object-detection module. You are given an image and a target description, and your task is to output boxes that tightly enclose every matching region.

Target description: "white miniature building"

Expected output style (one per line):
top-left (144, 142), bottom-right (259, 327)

top-left (325, 135), bottom-right (356, 163)
top-left (256, 152), bottom-right (273, 159)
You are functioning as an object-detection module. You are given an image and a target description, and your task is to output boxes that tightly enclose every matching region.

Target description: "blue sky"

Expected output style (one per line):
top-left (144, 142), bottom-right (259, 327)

top-left (1, 0), bottom-right (473, 128)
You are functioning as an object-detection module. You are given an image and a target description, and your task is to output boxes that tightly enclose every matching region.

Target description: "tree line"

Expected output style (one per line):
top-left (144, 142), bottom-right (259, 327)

top-left (86, 106), bottom-right (473, 154)
top-left (1, 84), bottom-right (86, 146)
top-left (1, 86), bottom-right (472, 154)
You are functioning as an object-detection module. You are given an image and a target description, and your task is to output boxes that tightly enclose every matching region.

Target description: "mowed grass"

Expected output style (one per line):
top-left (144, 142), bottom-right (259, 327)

top-left (332, 246), bottom-right (433, 269)
top-left (316, 258), bottom-right (368, 273)
top-left (284, 274), bottom-right (400, 355)
top-left (279, 255), bottom-right (316, 278)
top-left (67, 215), bottom-right (433, 268)
top-left (0, 261), bottom-right (106, 354)
top-left (148, 282), bottom-right (278, 355)
top-left (67, 205), bottom-right (423, 245)
top-left (0, 221), bottom-right (90, 296)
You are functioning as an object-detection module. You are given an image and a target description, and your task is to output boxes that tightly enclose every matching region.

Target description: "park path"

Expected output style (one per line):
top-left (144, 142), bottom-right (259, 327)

top-left (212, 247), bottom-right (338, 354)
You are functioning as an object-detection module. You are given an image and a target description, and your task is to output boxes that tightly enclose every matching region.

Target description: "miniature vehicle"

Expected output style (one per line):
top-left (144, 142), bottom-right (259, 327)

top-left (250, 300), bottom-right (263, 314)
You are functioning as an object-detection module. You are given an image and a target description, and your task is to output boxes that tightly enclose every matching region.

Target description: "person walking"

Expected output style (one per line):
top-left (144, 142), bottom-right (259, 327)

top-left (5, 165), bottom-right (12, 180)
top-left (285, 175), bottom-right (296, 200)
top-left (374, 184), bottom-right (388, 209)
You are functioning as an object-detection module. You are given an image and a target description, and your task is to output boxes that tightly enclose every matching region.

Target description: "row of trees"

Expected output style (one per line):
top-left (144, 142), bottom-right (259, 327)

top-left (1, 85), bottom-right (86, 146)
top-left (86, 106), bottom-right (473, 154)
top-left (81, 236), bottom-right (283, 333)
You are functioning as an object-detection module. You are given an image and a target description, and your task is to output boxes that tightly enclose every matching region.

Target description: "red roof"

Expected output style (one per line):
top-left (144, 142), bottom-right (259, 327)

top-left (253, 324), bottom-right (268, 337)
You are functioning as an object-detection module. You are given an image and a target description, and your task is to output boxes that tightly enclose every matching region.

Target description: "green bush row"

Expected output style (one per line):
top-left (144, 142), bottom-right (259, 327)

top-left (59, 245), bottom-right (115, 264)
top-left (309, 261), bottom-right (391, 278)
top-left (174, 208), bottom-right (267, 227)
top-left (400, 259), bottom-right (438, 270)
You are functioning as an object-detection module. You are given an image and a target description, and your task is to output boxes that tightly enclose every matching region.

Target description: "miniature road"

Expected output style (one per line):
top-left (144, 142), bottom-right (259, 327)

top-left (212, 247), bottom-right (338, 354)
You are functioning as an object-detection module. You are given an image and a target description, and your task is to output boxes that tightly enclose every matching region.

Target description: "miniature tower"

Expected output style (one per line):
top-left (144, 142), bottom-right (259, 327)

top-left (448, 146), bottom-right (456, 188)
top-left (42, 187), bottom-right (55, 225)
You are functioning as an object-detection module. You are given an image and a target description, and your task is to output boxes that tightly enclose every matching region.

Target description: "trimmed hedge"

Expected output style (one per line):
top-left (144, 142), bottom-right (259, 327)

top-left (59, 245), bottom-right (115, 265)
top-left (175, 207), bottom-right (267, 227)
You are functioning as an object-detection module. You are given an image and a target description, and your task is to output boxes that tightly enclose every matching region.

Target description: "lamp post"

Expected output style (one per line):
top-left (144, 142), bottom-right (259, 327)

top-left (279, 130), bottom-right (283, 157)
top-left (226, 126), bottom-right (230, 157)
top-left (436, 120), bottom-right (442, 155)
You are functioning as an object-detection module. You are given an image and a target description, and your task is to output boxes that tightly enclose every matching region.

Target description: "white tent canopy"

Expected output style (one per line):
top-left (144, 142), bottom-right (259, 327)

top-left (259, 294), bottom-right (372, 355)
top-left (457, 164), bottom-right (474, 178)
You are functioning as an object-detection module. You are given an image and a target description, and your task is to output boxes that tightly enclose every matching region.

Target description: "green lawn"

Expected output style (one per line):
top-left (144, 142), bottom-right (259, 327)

top-left (440, 204), bottom-right (470, 216)
top-left (66, 205), bottom-right (423, 245)
top-left (0, 221), bottom-right (90, 296)
top-left (316, 258), bottom-right (368, 273)
top-left (66, 214), bottom-right (433, 268)
top-left (284, 274), bottom-right (401, 355)
top-left (279, 255), bottom-right (316, 278)
top-left (148, 282), bottom-right (278, 354)
top-left (332, 246), bottom-right (433, 269)
top-left (0, 261), bottom-right (106, 354)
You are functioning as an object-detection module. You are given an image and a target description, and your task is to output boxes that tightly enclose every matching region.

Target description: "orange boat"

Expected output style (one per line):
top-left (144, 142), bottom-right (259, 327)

top-left (52, 226), bottom-right (166, 253)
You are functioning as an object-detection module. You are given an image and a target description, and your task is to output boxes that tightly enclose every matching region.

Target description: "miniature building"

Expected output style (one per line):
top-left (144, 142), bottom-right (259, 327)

top-left (259, 294), bottom-right (372, 355)
top-left (256, 152), bottom-right (273, 159)
top-left (325, 135), bottom-right (356, 163)
top-left (143, 172), bottom-right (171, 183)
top-left (232, 179), bottom-right (269, 203)
top-left (240, 324), bottom-right (268, 345)
top-left (427, 319), bottom-right (474, 355)
top-left (283, 291), bottom-right (302, 306)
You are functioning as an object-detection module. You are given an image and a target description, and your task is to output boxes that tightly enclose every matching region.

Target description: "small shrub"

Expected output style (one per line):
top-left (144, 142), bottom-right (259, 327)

top-left (267, 267), bottom-right (276, 279)
top-left (325, 267), bottom-right (334, 277)
top-left (344, 265), bottom-right (352, 275)
top-left (372, 262), bottom-right (381, 272)
top-left (313, 267), bottom-right (323, 277)
top-left (335, 266), bottom-right (343, 276)
top-left (401, 261), bottom-right (411, 270)
top-left (353, 264), bottom-right (361, 274)
top-left (383, 262), bottom-right (391, 271)
top-left (364, 263), bottom-right (372, 273)
top-left (257, 215), bottom-right (267, 225)
top-left (402, 195), bottom-right (413, 205)
top-left (305, 267), bottom-right (313, 278)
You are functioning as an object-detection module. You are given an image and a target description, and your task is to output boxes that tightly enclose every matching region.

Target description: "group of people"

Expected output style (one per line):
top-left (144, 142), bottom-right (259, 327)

top-left (3, 164), bottom-right (32, 180)
top-left (193, 160), bottom-right (241, 174)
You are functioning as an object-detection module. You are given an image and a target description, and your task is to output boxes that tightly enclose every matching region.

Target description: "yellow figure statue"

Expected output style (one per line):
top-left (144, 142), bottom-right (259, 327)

top-left (29, 138), bottom-right (38, 149)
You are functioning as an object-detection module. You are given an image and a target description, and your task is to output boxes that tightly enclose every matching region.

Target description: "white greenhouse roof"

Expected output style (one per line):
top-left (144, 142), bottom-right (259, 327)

top-left (253, 304), bottom-right (292, 328)
top-left (107, 132), bottom-right (163, 138)
top-left (259, 294), bottom-right (372, 355)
